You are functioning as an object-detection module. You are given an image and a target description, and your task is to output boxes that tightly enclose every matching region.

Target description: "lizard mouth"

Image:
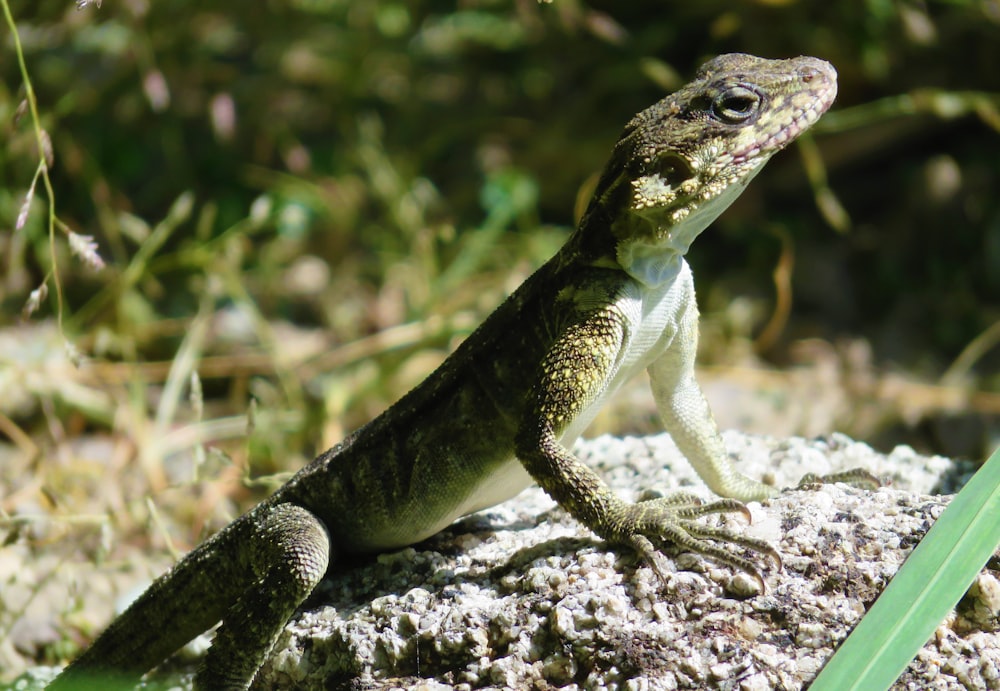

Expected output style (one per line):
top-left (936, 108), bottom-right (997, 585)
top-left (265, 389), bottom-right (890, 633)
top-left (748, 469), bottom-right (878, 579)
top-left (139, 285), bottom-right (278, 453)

top-left (730, 74), bottom-right (837, 165)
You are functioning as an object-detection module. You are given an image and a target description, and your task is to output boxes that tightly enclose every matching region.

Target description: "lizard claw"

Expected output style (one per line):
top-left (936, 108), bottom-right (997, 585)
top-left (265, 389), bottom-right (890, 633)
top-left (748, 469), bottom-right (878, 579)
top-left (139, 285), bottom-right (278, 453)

top-left (617, 494), bottom-right (780, 589)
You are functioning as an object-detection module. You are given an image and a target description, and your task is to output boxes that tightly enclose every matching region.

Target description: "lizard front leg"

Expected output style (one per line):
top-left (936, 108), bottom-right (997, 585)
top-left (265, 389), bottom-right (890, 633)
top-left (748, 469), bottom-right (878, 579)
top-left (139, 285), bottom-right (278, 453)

top-left (647, 296), bottom-right (778, 503)
top-left (650, 294), bottom-right (880, 506)
top-left (646, 289), bottom-right (881, 567)
top-left (514, 306), bottom-right (778, 583)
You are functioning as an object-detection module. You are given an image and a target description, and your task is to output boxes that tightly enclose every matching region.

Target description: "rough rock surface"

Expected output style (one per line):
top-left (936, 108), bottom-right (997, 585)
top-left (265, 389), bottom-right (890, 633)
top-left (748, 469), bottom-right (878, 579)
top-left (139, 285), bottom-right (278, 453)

top-left (12, 432), bottom-right (997, 690)
top-left (250, 432), bottom-right (996, 691)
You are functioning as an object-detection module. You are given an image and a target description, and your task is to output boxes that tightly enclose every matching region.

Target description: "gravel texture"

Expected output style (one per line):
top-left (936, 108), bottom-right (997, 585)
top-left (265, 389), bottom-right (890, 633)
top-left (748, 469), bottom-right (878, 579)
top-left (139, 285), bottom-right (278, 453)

top-left (11, 432), bottom-right (997, 690)
top-left (251, 432), bottom-right (995, 690)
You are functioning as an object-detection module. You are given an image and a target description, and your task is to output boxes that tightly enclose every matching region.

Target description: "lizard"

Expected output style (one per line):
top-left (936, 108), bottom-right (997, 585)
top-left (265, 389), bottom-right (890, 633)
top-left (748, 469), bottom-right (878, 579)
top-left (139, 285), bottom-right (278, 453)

top-left (48, 53), bottom-right (876, 691)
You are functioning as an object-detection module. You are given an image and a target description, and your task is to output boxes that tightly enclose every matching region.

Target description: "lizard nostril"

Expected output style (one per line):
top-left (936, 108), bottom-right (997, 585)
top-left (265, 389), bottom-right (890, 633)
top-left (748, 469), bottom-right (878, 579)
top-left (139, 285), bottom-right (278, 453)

top-left (800, 66), bottom-right (821, 82)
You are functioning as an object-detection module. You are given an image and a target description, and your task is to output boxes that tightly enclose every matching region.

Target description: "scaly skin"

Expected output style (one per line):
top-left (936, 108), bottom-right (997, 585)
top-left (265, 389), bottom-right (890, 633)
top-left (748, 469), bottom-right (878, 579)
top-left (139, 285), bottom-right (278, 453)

top-left (49, 54), bottom-right (876, 691)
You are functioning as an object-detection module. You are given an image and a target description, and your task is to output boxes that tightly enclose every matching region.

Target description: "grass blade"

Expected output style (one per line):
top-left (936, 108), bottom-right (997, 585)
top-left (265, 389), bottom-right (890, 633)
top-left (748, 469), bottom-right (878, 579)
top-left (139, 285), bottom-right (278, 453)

top-left (811, 445), bottom-right (1000, 690)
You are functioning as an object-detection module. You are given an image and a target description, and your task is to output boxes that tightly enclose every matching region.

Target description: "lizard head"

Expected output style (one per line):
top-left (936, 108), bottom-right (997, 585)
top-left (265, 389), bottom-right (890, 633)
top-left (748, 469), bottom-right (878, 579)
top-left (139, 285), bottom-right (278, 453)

top-left (584, 53), bottom-right (837, 285)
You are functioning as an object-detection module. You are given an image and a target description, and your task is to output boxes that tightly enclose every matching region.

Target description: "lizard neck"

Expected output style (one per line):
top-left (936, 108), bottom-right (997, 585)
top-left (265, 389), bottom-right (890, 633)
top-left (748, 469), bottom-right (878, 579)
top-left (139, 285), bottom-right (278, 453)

top-left (611, 158), bottom-right (767, 287)
top-left (614, 241), bottom-right (685, 286)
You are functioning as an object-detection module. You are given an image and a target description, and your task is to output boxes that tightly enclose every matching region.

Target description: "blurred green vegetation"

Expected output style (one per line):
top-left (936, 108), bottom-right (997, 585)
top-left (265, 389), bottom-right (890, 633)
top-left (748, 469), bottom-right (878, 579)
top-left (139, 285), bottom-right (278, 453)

top-left (3, 0), bottom-right (1000, 460)
top-left (2, 0), bottom-right (999, 457)
top-left (2, 0), bottom-right (1000, 677)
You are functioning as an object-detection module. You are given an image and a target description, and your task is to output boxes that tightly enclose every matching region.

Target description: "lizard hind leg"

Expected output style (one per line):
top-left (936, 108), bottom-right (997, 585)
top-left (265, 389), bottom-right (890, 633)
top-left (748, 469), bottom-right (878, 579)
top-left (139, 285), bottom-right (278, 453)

top-left (195, 503), bottom-right (331, 691)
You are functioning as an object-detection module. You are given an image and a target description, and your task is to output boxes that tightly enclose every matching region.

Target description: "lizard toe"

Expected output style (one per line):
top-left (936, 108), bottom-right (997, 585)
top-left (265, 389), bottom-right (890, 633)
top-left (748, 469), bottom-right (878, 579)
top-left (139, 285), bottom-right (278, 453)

top-left (795, 468), bottom-right (882, 491)
top-left (616, 496), bottom-right (779, 588)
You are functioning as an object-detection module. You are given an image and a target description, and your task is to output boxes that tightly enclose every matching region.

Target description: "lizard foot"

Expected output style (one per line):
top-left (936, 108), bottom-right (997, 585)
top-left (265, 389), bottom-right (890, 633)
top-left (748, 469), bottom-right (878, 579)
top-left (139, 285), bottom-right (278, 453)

top-left (795, 468), bottom-right (882, 491)
top-left (617, 495), bottom-right (781, 590)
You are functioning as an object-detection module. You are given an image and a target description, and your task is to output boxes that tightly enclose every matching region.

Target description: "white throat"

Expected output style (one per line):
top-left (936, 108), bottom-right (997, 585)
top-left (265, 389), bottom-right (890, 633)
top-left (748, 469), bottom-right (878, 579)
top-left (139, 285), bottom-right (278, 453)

top-left (616, 160), bottom-right (768, 287)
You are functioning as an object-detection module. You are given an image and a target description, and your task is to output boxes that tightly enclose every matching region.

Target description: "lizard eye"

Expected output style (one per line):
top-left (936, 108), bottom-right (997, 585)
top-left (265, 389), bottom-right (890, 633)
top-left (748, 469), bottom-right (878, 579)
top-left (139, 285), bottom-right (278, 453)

top-left (711, 85), bottom-right (761, 124)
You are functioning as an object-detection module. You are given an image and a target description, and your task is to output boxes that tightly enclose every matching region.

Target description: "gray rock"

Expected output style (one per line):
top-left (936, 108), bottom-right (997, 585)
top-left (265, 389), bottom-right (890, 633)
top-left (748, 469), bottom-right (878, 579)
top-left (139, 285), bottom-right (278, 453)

top-left (9, 433), bottom-right (989, 691)
top-left (251, 432), bottom-right (995, 690)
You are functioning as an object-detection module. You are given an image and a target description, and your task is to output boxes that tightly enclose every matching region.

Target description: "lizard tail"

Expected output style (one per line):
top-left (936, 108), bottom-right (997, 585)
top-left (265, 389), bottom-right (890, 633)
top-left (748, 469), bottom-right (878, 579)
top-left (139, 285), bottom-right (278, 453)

top-left (47, 502), bottom-right (332, 691)
top-left (47, 517), bottom-right (251, 691)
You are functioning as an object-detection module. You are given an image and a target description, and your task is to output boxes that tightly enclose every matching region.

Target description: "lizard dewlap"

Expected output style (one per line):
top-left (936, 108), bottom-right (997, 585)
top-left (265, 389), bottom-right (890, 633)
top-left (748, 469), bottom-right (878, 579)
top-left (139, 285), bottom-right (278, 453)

top-left (48, 54), bottom-right (875, 691)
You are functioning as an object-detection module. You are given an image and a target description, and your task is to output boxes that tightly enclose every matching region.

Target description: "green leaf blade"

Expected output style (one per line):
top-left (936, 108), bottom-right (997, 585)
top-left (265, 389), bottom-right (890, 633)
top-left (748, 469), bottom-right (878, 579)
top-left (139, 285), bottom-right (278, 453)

top-left (811, 445), bottom-right (1000, 691)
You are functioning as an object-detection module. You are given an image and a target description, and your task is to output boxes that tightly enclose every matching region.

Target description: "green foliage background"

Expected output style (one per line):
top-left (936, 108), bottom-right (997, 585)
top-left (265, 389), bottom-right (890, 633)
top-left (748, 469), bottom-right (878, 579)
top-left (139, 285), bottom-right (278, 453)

top-left (2, 0), bottom-right (1000, 677)
top-left (2, 1), bottom-right (1000, 454)
top-left (2, 0), bottom-right (1000, 453)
